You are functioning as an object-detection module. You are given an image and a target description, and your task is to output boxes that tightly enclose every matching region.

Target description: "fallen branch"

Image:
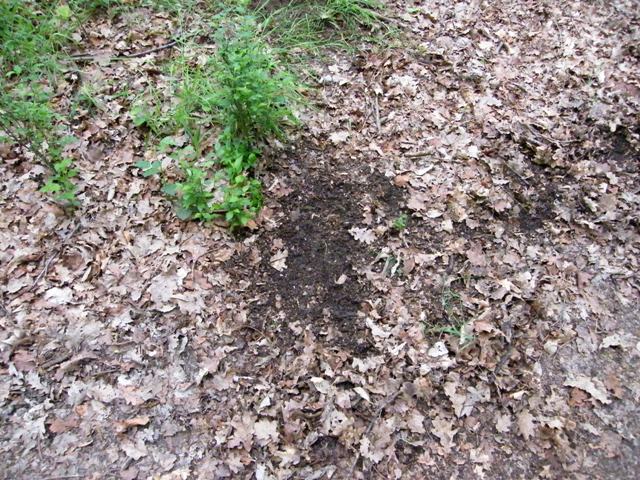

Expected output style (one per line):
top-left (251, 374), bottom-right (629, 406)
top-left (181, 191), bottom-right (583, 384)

top-left (68, 39), bottom-right (178, 62)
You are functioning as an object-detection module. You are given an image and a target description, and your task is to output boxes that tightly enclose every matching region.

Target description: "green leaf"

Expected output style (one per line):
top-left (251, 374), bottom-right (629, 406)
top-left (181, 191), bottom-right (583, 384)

top-left (159, 136), bottom-right (177, 152)
top-left (176, 206), bottom-right (192, 220)
top-left (131, 107), bottom-right (148, 127)
top-left (41, 181), bottom-right (61, 193)
top-left (162, 183), bottom-right (179, 196)
top-left (135, 160), bottom-right (161, 177)
top-left (56, 5), bottom-right (72, 19)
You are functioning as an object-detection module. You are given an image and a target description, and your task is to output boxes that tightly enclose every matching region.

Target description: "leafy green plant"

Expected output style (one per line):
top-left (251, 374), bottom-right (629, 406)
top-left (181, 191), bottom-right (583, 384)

top-left (210, 17), bottom-right (300, 144)
top-left (164, 162), bottom-right (216, 221)
top-left (392, 213), bottom-right (408, 231)
top-left (158, 141), bottom-right (264, 227)
top-left (134, 13), bottom-right (300, 228)
top-left (40, 157), bottom-right (79, 206)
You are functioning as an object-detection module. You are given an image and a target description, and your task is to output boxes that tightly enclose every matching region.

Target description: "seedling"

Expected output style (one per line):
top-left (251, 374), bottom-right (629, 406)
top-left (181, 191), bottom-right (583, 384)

top-left (424, 286), bottom-right (475, 347)
top-left (392, 213), bottom-right (408, 231)
top-left (40, 157), bottom-right (79, 206)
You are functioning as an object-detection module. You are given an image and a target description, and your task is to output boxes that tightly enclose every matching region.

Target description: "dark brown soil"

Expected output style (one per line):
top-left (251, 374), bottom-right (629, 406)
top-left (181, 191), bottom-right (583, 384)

top-left (244, 150), bottom-right (404, 354)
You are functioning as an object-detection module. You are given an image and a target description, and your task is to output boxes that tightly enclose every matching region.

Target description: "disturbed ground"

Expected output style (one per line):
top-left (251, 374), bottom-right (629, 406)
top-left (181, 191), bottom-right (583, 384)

top-left (1, 0), bottom-right (639, 479)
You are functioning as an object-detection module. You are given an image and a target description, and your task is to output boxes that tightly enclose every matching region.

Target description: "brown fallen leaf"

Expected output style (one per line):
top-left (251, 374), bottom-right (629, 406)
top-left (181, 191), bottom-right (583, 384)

top-left (564, 375), bottom-right (611, 404)
top-left (49, 416), bottom-right (79, 434)
top-left (431, 415), bottom-right (458, 452)
top-left (568, 388), bottom-right (589, 407)
top-left (603, 374), bottom-right (624, 399)
top-left (394, 174), bottom-right (411, 187)
top-left (270, 249), bottom-right (288, 272)
top-left (115, 415), bottom-right (150, 433)
top-left (517, 409), bottom-right (536, 440)
top-left (495, 412), bottom-right (512, 433)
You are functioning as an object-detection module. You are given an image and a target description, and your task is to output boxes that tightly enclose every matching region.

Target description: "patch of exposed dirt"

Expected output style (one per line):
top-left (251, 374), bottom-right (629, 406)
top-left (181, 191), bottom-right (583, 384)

top-left (243, 148), bottom-right (404, 355)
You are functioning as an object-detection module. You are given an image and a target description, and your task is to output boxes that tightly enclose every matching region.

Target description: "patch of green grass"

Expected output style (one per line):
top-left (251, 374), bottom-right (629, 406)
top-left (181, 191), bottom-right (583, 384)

top-left (0, 0), bottom-right (82, 206)
top-left (321, 0), bottom-right (384, 30)
top-left (254, 0), bottom-right (392, 56)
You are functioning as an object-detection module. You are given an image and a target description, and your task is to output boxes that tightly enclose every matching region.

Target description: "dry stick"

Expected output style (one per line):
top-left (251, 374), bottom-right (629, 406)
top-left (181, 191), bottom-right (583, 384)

top-left (349, 390), bottom-right (401, 474)
top-left (30, 252), bottom-right (61, 290)
top-left (373, 94), bottom-right (381, 133)
top-left (68, 39), bottom-right (178, 62)
top-left (404, 151), bottom-right (430, 158)
top-left (30, 223), bottom-right (82, 291)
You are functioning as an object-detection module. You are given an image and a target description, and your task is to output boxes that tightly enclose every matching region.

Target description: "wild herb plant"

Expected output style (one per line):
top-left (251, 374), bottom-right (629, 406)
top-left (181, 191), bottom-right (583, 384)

top-left (135, 14), bottom-right (300, 228)
top-left (40, 157), bottom-right (80, 206)
top-left (209, 18), bottom-right (300, 144)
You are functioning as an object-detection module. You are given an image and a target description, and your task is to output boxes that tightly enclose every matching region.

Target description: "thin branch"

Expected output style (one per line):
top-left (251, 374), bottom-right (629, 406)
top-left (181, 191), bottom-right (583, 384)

top-left (404, 151), bottom-right (431, 158)
top-left (349, 390), bottom-right (401, 474)
top-left (68, 39), bottom-right (178, 63)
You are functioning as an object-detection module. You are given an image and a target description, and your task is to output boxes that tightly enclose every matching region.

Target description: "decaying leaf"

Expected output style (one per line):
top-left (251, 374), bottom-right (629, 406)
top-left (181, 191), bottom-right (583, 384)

top-left (517, 410), bottom-right (536, 440)
top-left (564, 375), bottom-right (612, 404)
top-left (270, 249), bottom-right (288, 272)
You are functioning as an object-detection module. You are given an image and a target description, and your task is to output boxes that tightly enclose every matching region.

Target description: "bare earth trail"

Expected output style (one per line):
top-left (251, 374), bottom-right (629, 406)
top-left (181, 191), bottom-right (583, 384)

top-left (1, 1), bottom-right (639, 479)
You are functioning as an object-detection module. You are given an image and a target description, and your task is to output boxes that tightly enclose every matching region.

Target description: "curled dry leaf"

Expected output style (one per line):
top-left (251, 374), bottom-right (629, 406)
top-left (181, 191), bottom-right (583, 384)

top-left (564, 375), bottom-right (611, 404)
top-left (270, 249), bottom-right (288, 272)
top-left (114, 415), bottom-right (150, 433)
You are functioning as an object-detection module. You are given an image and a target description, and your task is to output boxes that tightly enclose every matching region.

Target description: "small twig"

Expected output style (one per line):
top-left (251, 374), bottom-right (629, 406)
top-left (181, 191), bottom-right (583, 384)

top-left (42, 475), bottom-right (83, 480)
top-left (349, 390), bottom-right (401, 474)
top-left (41, 352), bottom-right (72, 371)
top-left (30, 252), bottom-right (60, 290)
top-left (69, 39), bottom-right (178, 62)
top-left (373, 95), bottom-right (381, 133)
top-left (30, 224), bottom-right (82, 291)
top-left (404, 151), bottom-right (430, 158)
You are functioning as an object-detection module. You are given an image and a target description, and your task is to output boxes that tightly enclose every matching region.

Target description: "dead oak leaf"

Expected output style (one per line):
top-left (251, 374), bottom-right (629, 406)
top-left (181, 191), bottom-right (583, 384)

top-left (329, 130), bottom-right (350, 144)
top-left (444, 380), bottom-right (468, 418)
top-left (148, 271), bottom-right (185, 306)
top-left (270, 249), bottom-right (288, 272)
top-left (516, 409), bottom-right (536, 440)
top-left (44, 286), bottom-right (74, 305)
top-left (431, 415), bottom-right (458, 452)
top-left (466, 244), bottom-right (487, 267)
top-left (228, 413), bottom-right (255, 451)
top-left (406, 411), bottom-right (426, 434)
top-left (349, 227), bottom-right (376, 245)
top-left (564, 375), bottom-right (611, 404)
top-left (49, 416), bottom-right (79, 434)
top-left (121, 437), bottom-right (148, 460)
top-left (495, 412), bottom-right (512, 433)
top-left (115, 416), bottom-right (150, 433)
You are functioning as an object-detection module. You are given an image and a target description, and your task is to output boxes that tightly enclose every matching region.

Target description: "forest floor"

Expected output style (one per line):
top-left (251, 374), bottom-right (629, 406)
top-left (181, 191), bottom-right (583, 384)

top-left (1, 1), bottom-right (639, 479)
